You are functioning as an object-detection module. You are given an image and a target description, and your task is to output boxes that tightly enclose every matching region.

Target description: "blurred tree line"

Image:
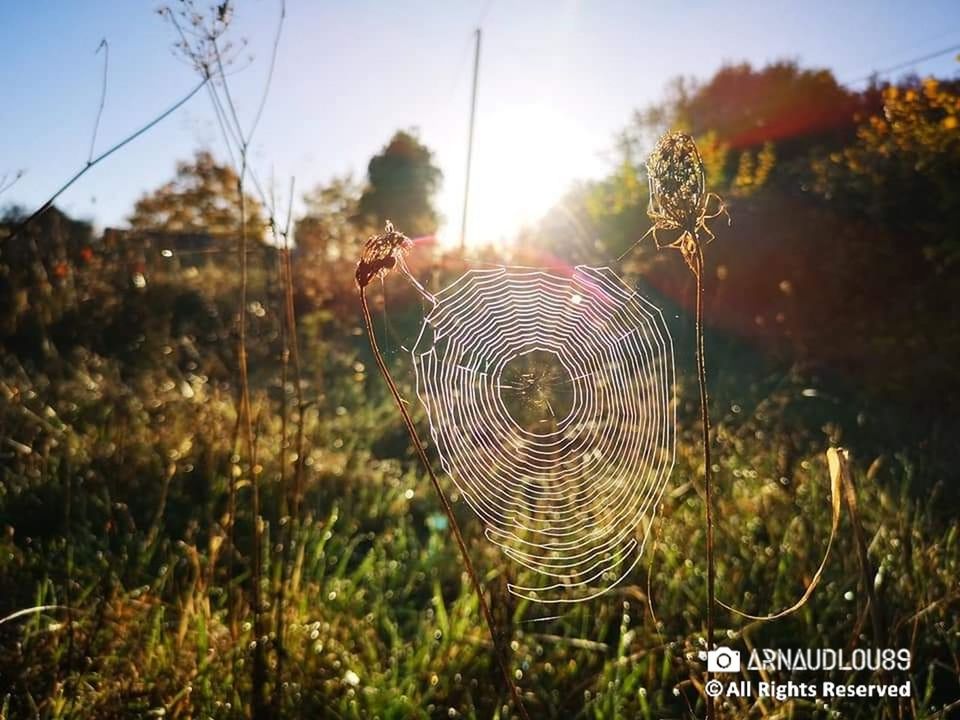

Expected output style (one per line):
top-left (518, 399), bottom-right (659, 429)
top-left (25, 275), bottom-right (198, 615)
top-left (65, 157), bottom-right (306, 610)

top-left (531, 62), bottom-right (960, 492)
top-left (4, 62), bottom-right (959, 493)
top-left (1, 58), bottom-right (959, 717)
top-left (3, 60), bottom-right (958, 509)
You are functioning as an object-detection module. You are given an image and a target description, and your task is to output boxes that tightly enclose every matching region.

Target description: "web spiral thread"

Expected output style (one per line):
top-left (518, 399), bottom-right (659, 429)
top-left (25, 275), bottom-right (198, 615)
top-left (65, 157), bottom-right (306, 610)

top-left (412, 266), bottom-right (676, 603)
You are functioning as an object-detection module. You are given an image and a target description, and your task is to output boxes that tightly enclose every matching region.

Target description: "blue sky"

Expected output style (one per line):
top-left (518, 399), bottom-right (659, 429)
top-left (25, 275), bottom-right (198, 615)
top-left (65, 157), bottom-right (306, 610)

top-left (1, 1), bottom-right (958, 245)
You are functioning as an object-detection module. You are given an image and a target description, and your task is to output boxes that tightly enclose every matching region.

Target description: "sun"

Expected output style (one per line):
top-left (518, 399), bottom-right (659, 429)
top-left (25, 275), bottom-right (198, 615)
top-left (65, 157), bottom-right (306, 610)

top-left (454, 101), bottom-right (590, 247)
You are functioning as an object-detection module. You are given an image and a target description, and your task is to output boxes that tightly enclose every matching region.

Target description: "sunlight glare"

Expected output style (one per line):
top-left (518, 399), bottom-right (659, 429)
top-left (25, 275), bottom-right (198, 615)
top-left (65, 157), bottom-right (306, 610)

top-left (448, 102), bottom-right (590, 249)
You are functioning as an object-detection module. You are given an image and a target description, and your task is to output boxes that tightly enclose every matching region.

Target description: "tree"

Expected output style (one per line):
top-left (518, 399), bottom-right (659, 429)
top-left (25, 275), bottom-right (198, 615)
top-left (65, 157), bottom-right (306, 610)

top-left (639, 62), bottom-right (872, 154)
top-left (357, 130), bottom-right (442, 237)
top-left (128, 150), bottom-right (266, 239)
top-left (295, 175), bottom-right (364, 264)
top-left (812, 77), bottom-right (960, 264)
top-left (292, 176), bottom-right (368, 306)
top-left (630, 62), bottom-right (879, 195)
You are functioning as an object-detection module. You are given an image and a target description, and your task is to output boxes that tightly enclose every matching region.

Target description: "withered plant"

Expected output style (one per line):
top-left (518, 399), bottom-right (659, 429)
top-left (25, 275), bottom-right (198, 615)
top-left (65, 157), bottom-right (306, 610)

top-left (624, 131), bottom-right (729, 719)
top-left (356, 222), bottom-right (530, 720)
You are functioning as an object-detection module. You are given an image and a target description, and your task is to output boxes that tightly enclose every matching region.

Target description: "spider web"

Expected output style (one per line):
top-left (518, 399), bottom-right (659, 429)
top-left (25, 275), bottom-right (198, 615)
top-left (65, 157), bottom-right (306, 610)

top-left (412, 266), bottom-right (676, 603)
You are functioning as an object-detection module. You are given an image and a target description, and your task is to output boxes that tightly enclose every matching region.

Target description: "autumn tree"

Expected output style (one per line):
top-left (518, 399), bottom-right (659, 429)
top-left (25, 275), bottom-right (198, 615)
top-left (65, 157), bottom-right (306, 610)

top-left (357, 130), bottom-right (442, 237)
top-left (292, 176), bottom-right (368, 305)
top-left (636, 62), bottom-right (873, 157)
top-left (295, 175), bottom-right (364, 264)
top-left (812, 77), bottom-right (960, 264)
top-left (128, 150), bottom-right (266, 240)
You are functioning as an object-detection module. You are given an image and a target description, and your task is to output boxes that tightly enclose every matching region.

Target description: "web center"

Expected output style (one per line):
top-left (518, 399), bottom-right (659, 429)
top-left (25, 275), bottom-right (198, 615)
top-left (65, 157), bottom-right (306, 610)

top-left (499, 349), bottom-right (574, 431)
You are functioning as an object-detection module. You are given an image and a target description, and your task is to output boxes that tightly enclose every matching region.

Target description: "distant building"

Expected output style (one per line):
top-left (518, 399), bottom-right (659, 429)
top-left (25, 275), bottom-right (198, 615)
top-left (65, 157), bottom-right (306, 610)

top-left (0, 205), bottom-right (95, 271)
top-left (2, 206), bottom-right (274, 289)
top-left (103, 227), bottom-right (274, 271)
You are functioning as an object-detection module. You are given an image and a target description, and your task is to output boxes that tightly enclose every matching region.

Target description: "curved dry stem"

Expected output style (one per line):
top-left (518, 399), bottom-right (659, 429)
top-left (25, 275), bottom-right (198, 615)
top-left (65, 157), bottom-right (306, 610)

top-left (8, 77), bottom-right (209, 243)
top-left (0, 605), bottom-right (74, 627)
top-left (717, 448), bottom-right (843, 621)
top-left (359, 286), bottom-right (530, 720)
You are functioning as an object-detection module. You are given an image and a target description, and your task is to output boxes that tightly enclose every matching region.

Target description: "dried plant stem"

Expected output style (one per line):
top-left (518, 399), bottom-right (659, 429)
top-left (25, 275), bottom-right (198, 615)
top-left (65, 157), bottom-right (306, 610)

top-left (8, 77), bottom-right (208, 243)
top-left (144, 462), bottom-right (176, 552)
top-left (360, 287), bottom-right (530, 720)
top-left (236, 159), bottom-right (268, 720)
top-left (274, 192), bottom-right (303, 714)
top-left (838, 452), bottom-right (884, 647)
top-left (63, 457), bottom-right (75, 693)
top-left (692, 242), bottom-right (716, 720)
top-left (88, 39), bottom-right (109, 165)
top-left (227, 403), bottom-right (242, 637)
top-left (286, 244), bottom-right (307, 520)
top-left (273, 243), bottom-right (291, 718)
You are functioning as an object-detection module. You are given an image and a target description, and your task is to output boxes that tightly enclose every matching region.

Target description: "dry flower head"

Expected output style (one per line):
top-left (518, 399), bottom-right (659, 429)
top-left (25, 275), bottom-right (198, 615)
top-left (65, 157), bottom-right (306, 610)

top-left (644, 131), bottom-right (729, 271)
top-left (355, 221), bottom-right (414, 289)
top-left (159, 0), bottom-right (248, 79)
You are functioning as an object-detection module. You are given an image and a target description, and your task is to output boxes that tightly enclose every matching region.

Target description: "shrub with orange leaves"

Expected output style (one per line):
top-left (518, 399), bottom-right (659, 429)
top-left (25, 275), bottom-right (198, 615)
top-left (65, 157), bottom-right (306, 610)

top-left (812, 77), bottom-right (960, 264)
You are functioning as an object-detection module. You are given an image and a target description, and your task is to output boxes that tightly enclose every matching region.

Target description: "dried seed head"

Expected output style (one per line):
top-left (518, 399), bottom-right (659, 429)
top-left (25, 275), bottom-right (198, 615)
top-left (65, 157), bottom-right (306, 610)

top-left (646, 131), bottom-right (706, 234)
top-left (640, 131), bottom-right (729, 273)
top-left (356, 220), bottom-right (413, 289)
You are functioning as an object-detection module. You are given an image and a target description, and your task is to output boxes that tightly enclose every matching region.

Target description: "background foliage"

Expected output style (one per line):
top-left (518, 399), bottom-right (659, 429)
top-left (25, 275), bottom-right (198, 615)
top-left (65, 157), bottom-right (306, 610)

top-left (1, 55), bottom-right (959, 719)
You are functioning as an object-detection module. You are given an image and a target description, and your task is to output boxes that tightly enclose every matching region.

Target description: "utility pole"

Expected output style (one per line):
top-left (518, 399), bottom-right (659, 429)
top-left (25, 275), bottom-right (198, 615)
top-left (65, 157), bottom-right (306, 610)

top-left (460, 27), bottom-right (481, 253)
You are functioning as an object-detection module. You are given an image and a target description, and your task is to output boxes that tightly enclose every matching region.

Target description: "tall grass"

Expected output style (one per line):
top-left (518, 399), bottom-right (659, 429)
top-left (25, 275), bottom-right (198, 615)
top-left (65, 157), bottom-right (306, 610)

top-left (1, 249), bottom-right (958, 717)
top-left (159, 3), bottom-right (288, 714)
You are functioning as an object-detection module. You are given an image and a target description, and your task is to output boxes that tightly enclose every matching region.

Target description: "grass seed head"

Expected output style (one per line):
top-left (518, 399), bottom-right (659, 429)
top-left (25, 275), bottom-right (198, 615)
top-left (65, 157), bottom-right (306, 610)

top-left (355, 220), bottom-right (413, 289)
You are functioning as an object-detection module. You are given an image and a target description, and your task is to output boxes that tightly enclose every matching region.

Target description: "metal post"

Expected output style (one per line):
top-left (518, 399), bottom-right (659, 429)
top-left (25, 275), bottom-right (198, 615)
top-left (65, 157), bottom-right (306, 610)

top-left (460, 27), bottom-right (481, 252)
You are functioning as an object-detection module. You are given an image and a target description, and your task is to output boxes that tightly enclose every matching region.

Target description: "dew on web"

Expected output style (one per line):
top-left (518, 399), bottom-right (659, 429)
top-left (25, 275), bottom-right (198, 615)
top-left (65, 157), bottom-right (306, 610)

top-left (411, 265), bottom-right (676, 603)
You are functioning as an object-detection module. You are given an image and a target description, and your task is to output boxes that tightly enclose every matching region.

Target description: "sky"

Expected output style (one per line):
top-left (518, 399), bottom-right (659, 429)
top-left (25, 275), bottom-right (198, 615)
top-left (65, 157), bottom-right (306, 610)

top-left (1, 1), bottom-right (959, 247)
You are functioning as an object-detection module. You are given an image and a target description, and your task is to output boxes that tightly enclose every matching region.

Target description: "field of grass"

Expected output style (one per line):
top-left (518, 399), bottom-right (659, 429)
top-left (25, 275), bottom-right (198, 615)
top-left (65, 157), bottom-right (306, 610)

top-left (2, 8), bottom-right (960, 710)
top-left (0, 231), bottom-right (957, 720)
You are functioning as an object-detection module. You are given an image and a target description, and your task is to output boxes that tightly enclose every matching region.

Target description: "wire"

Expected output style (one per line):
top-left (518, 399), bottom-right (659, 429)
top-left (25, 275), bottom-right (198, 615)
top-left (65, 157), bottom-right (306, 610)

top-left (476, 0), bottom-right (496, 27)
top-left (845, 42), bottom-right (960, 85)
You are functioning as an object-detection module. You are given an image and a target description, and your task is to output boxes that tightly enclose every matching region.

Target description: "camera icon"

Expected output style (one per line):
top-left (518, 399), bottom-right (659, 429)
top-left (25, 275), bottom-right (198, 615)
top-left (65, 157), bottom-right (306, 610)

top-left (704, 647), bottom-right (741, 673)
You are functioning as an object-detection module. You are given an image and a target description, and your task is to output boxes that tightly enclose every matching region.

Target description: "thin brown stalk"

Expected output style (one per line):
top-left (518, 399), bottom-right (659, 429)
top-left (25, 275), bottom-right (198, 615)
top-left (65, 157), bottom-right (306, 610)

top-left (692, 242), bottom-right (716, 720)
top-left (144, 462), bottom-right (177, 552)
top-left (273, 242), bottom-right (290, 717)
top-left (88, 39), bottom-right (109, 165)
top-left (838, 451), bottom-right (885, 647)
top-left (0, 170), bottom-right (24, 197)
top-left (8, 76), bottom-right (209, 243)
top-left (284, 251), bottom-right (307, 520)
top-left (274, 177), bottom-right (302, 714)
top-left (279, 178), bottom-right (306, 523)
top-left (227, 398), bottom-right (242, 639)
top-left (638, 131), bottom-right (728, 720)
top-left (237, 157), bottom-right (268, 720)
top-left (62, 457), bottom-right (75, 700)
top-left (359, 286), bottom-right (530, 720)
top-left (165, 4), bottom-right (287, 711)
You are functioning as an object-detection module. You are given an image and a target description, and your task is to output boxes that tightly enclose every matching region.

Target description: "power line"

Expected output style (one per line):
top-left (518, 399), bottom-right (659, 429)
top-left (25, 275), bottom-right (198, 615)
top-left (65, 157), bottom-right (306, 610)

top-left (476, 0), bottom-right (496, 27)
top-left (846, 42), bottom-right (960, 85)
